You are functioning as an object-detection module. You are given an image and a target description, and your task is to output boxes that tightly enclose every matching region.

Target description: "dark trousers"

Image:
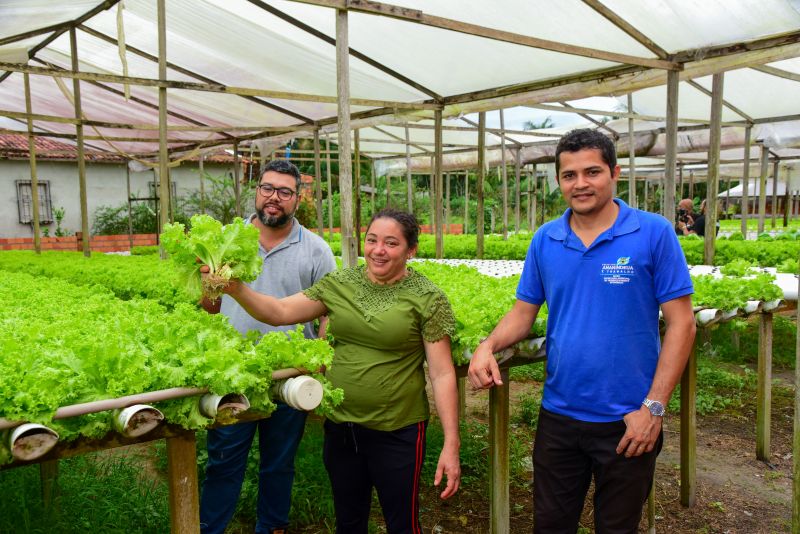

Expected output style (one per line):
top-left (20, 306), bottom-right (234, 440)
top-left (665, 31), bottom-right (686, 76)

top-left (533, 408), bottom-right (662, 534)
top-left (323, 419), bottom-right (427, 534)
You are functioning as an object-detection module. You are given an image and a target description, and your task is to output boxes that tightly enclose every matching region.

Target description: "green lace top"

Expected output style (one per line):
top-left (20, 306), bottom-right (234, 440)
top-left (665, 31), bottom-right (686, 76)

top-left (303, 265), bottom-right (455, 430)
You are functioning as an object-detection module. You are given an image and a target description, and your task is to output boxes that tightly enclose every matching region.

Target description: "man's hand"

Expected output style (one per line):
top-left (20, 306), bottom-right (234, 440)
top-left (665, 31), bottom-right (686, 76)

top-left (616, 405), bottom-right (662, 458)
top-left (467, 343), bottom-right (503, 389)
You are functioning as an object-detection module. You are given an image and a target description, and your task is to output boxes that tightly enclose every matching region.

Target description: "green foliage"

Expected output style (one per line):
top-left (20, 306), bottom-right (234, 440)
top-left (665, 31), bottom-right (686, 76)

top-left (513, 390), bottom-right (543, 428)
top-left (131, 245), bottom-right (159, 256)
top-left (691, 273), bottom-right (783, 310)
top-left (718, 258), bottom-right (756, 277)
top-left (0, 271), bottom-right (340, 457)
top-left (53, 206), bottom-right (68, 237)
top-left (776, 258), bottom-right (799, 273)
top-left (709, 315), bottom-right (797, 369)
top-left (182, 173), bottom-right (254, 225)
top-left (0, 250), bottom-right (190, 308)
top-left (161, 214), bottom-right (262, 302)
top-left (92, 202), bottom-right (168, 236)
top-left (0, 452), bottom-right (170, 533)
top-left (668, 352), bottom-right (756, 416)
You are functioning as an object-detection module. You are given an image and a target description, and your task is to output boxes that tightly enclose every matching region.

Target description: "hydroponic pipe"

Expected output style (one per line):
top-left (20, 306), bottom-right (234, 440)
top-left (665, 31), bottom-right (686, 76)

top-left (0, 368), bottom-right (307, 431)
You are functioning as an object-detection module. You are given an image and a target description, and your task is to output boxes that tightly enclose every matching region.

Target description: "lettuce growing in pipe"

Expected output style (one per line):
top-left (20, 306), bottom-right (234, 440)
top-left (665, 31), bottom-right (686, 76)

top-left (161, 215), bottom-right (262, 302)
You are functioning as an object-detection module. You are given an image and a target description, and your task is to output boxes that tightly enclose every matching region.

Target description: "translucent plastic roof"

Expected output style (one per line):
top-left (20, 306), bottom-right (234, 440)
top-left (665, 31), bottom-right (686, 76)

top-left (0, 0), bottom-right (799, 164)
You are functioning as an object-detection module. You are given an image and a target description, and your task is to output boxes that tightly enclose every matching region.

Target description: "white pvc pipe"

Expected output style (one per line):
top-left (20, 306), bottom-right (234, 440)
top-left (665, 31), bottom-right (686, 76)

top-left (114, 404), bottom-right (164, 438)
top-left (762, 299), bottom-right (784, 312)
top-left (0, 368), bottom-right (311, 431)
top-left (744, 300), bottom-right (762, 314)
top-left (696, 308), bottom-right (722, 327)
top-left (721, 308), bottom-right (740, 321)
top-left (9, 423), bottom-right (59, 461)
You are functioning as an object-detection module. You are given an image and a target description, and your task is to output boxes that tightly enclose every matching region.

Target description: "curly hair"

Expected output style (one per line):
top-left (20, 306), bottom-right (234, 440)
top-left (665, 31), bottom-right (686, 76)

top-left (366, 208), bottom-right (420, 249)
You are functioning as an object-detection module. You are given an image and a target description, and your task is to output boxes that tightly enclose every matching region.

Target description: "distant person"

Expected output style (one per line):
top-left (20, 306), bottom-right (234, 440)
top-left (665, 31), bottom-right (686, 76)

top-left (675, 198), bottom-right (697, 236)
top-left (210, 208), bottom-right (461, 533)
top-left (199, 159), bottom-right (336, 534)
top-left (677, 199), bottom-right (718, 238)
top-left (468, 128), bottom-right (696, 533)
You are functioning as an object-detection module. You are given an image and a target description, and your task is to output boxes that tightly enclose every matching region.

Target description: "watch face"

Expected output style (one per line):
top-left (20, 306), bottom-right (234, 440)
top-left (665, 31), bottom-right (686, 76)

top-left (647, 400), bottom-right (665, 416)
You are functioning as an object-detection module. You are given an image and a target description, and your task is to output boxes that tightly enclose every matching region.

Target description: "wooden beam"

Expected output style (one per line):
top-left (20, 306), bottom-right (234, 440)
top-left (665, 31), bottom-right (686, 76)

top-left (758, 144), bottom-right (769, 234)
top-left (314, 129), bottom-right (325, 236)
top-left (741, 126), bottom-right (752, 234)
top-left (0, 62), bottom-right (439, 110)
top-left (325, 133), bottom-right (334, 239)
top-left (627, 93), bottom-right (637, 207)
top-left (663, 69), bottom-right (679, 224)
top-left (23, 73), bottom-right (42, 253)
top-left (752, 64), bottom-right (800, 83)
top-left (489, 368), bottom-right (511, 534)
top-left (580, 0), bottom-right (669, 58)
top-left (166, 433), bottom-right (200, 533)
top-left (514, 149), bottom-right (521, 233)
top-left (414, 121), bottom-right (561, 138)
top-left (371, 125), bottom-right (428, 152)
top-left (246, 0), bottom-right (442, 102)
top-left (500, 109), bottom-right (509, 240)
top-left (757, 313), bottom-right (774, 461)
top-left (336, 9), bottom-right (357, 268)
top-left (672, 30), bottom-right (800, 63)
top-left (477, 112), bottom-right (486, 259)
top-left (680, 341), bottom-right (697, 507)
top-left (434, 109), bottom-right (444, 258)
top-left (77, 24), bottom-right (313, 124)
top-left (525, 102), bottom-right (741, 127)
top-left (70, 27), bottom-right (90, 258)
top-left (460, 116), bottom-right (523, 146)
top-left (0, 0), bottom-right (120, 47)
top-left (157, 0), bottom-right (170, 257)
top-left (685, 79), bottom-right (753, 123)
top-left (558, 101), bottom-right (619, 137)
top-left (289, 0), bottom-right (680, 70)
top-left (405, 125), bottom-right (413, 212)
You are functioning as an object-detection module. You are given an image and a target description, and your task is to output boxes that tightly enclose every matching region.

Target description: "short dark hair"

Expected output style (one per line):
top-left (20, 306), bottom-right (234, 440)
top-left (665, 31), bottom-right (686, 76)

top-left (366, 208), bottom-right (420, 249)
top-left (260, 159), bottom-right (301, 191)
top-left (555, 128), bottom-right (617, 176)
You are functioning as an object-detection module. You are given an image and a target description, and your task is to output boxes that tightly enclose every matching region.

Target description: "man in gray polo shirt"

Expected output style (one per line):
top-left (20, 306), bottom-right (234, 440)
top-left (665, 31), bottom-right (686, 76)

top-left (200, 159), bottom-right (336, 534)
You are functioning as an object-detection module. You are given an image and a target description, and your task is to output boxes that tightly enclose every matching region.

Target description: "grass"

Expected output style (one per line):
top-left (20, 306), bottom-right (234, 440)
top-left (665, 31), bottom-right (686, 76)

top-left (0, 450), bottom-right (169, 533)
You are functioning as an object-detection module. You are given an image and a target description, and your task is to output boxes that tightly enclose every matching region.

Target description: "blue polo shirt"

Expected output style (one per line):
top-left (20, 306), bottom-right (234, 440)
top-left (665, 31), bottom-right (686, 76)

top-left (517, 199), bottom-right (693, 422)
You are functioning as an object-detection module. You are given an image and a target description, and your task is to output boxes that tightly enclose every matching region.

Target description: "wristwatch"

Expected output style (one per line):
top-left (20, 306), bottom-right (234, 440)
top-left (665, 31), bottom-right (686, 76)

top-left (642, 398), bottom-right (665, 417)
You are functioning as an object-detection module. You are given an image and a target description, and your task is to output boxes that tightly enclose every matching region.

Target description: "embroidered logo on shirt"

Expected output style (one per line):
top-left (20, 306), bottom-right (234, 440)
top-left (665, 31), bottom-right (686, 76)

top-left (601, 257), bottom-right (635, 285)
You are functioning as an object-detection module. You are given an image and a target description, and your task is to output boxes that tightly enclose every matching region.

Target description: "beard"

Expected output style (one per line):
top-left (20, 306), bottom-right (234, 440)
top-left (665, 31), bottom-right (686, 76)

top-left (257, 202), bottom-right (294, 228)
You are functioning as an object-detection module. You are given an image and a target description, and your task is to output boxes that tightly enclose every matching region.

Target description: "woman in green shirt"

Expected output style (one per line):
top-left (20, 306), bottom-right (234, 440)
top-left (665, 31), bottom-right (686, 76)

top-left (219, 209), bottom-right (461, 534)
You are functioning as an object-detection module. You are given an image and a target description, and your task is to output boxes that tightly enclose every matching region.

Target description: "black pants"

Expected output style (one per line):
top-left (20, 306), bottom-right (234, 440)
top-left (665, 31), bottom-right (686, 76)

top-left (323, 419), bottom-right (427, 534)
top-left (533, 408), bottom-right (662, 534)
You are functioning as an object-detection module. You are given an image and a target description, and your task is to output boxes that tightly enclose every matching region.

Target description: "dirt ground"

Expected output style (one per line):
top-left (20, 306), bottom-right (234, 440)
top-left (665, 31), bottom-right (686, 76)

top-left (406, 374), bottom-right (795, 534)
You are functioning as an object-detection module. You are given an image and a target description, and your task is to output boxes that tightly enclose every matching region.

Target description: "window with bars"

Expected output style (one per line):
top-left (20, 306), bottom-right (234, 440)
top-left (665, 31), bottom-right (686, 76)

top-left (16, 180), bottom-right (53, 224)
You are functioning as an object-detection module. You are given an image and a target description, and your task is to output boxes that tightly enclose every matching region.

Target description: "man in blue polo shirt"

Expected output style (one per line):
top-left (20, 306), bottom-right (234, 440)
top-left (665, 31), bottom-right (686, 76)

top-left (468, 128), bottom-right (696, 533)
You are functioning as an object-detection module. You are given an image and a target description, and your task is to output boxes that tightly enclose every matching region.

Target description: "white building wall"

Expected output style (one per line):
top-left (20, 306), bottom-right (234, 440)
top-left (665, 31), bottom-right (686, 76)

top-left (0, 158), bottom-right (235, 238)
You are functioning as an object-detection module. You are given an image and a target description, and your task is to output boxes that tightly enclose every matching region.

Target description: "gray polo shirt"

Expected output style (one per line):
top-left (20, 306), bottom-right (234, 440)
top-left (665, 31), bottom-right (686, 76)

top-left (220, 215), bottom-right (336, 339)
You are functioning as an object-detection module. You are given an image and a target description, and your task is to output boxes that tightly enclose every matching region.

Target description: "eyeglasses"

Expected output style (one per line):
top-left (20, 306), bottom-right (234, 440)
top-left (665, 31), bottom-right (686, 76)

top-left (256, 183), bottom-right (296, 201)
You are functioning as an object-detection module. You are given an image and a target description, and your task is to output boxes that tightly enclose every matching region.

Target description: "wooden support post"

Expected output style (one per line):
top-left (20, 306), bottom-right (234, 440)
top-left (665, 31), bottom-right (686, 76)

top-left (166, 432), bottom-right (200, 533)
top-left (233, 141), bottom-right (241, 218)
top-left (772, 159), bottom-right (780, 229)
top-left (434, 108), bottom-right (444, 258)
top-left (445, 172), bottom-right (451, 235)
top-left (355, 129), bottom-right (362, 257)
top-left (514, 149), bottom-right (521, 233)
top-left (477, 112), bottom-right (486, 259)
top-left (678, 162), bottom-right (684, 203)
top-left (647, 479), bottom-right (656, 534)
top-left (664, 68), bottom-right (678, 224)
top-left (785, 166), bottom-right (793, 227)
top-left (793, 263), bottom-right (800, 532)
top-left (370, 159), bottom-right (376, 217)
top-left (336, 9), bottom-right (356, 267)
top-left (40, 460), bottom-right (59, 511)
top-left (757, 312), bottom-right (773, 462)
top-left (689, 171), bottom-right (695, 201)
top-left (70, 27), bottom-right (90, 257)
top-left (405, 125), bottom-right (413, 213)
top-left (643, 178), bottom-right (649, 210)
top-left (489, 368), bottom-right (510, 534)
top-left (531, 164), bottom-right (537, 231)
top-left (758, 144), bottom-right (769, 235)
top-left (23, 72), bottom-right (42, 254)
top-left (314, 130), bottom-right (324, 236)
top-left (627, 92), bottom-right (637, 208)
top-left (742, 126), bottom-right (752, 236)
top-left (704, 72), bottom-right (723, 266)
top-left (325, 133), bottom-right (334, 239)
top-left (680, 339), bottom-right (697, 507)
top-left (199, 155), bottom-right (206, 215)
top-left (464, 172), bottom-right (469, 235)
top-left (386, 174), bottom-right (391, 209)
top-left (126, 163), bottom-right (133, 250)
top-left (499, 109), bottom-right (509, 240)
